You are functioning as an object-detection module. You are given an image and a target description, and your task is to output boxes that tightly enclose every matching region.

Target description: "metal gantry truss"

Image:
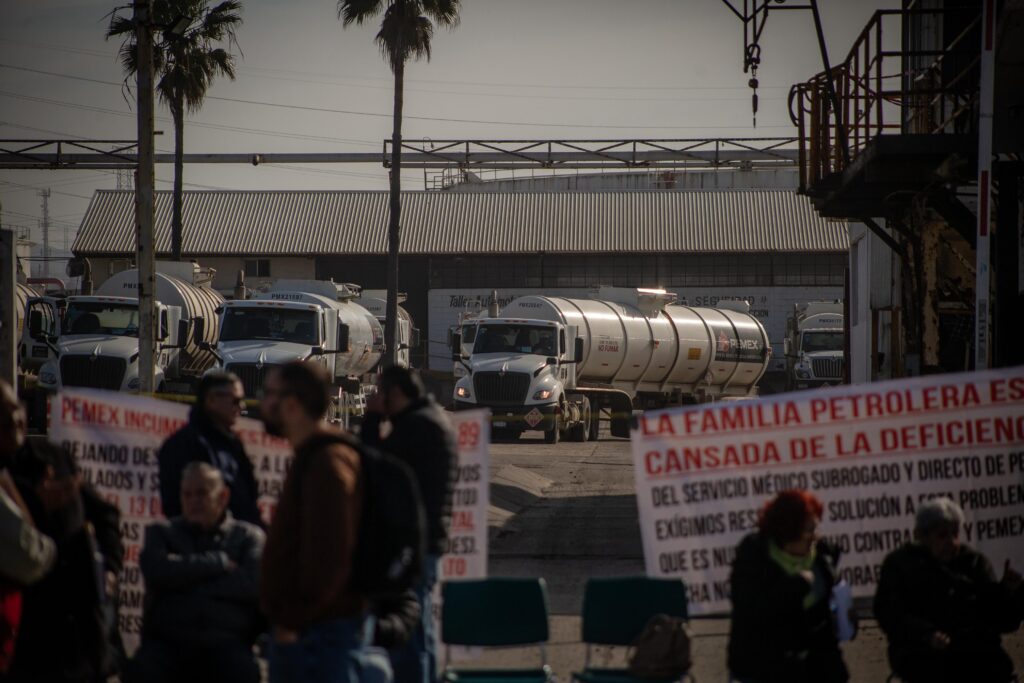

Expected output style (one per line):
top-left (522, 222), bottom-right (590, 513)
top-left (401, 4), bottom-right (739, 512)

top-left (0, 137), bottom-right (799, 171)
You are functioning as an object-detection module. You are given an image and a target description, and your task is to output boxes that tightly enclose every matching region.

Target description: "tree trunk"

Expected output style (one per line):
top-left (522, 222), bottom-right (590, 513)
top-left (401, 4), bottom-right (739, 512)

top-left (384, 58), bottom-right (404, 367)
top-left (171, 94), bottom-right (185, 261)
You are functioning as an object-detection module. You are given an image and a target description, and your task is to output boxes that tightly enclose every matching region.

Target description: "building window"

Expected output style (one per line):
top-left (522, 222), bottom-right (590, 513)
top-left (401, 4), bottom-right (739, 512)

top-left (244, 259), bottom-right (271, 278)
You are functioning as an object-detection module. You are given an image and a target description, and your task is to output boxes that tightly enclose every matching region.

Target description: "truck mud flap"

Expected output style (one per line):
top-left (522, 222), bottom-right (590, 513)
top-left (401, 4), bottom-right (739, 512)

top-left (606, 392), bottom-right (634, 438)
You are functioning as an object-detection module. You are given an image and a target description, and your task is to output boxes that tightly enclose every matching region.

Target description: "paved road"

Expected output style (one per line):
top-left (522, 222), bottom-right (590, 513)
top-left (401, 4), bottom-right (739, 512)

top-left (472, 429), bottom-right (1024, 682)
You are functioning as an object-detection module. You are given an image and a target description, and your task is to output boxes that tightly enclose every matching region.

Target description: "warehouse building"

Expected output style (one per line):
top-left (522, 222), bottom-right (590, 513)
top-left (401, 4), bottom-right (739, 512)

top-left (72, 189), bottom-right (848, 382)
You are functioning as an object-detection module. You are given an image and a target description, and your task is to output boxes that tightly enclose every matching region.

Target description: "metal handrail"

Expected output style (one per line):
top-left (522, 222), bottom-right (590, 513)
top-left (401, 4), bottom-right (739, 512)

top-left (790, 6), bottom-right (983, 193)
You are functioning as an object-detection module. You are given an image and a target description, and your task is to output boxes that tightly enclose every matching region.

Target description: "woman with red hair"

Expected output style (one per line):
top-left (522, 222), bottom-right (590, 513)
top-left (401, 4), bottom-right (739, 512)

top-left (727, 490), bottom-right (849, 683)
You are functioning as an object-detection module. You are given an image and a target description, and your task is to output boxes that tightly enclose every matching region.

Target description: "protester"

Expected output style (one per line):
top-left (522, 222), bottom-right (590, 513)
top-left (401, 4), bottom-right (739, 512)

top-left (874, 497), bottom-right (1023, 683)
top-left (260, 361), bottom-right (391, 683)
top-left (0, 381), bottom-right (56, 674)
top-left (159, 371), bottom-right (262, 526)
top-left (127, 462), bottom-right (265, 683)
top-left (1, 383), bottom-right (124, 683)
top-left (727, 490), bottom-right (848, 683)
top-left (362, 365), bottom-right (458, 683)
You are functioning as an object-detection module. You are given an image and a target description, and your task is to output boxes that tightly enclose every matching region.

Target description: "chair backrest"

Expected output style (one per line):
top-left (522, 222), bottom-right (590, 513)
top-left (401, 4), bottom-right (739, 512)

top-left (442, 578), bottom-right (549, 647)
top-left (581, 577), bottom-right (688, 646)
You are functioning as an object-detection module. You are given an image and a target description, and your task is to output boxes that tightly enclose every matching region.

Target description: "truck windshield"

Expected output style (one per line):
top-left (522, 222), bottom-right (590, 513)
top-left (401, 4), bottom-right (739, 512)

top-left (460, 323), bottom-right (478, 350)
top-left (801, 331), bottom-right (844, 353)
top-left (65, 302), bottom-right (139, 337)
top-left (474, 324), bottom-right (557, 356)
top-left (220, 308), bottom-right (319, 345)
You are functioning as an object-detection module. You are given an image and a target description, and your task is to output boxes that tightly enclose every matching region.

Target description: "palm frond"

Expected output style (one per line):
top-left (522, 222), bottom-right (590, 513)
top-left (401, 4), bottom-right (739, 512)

top-left (421, 0), bottom-right (460, 28)
top-left (338, 0), bottom-right (385, 26)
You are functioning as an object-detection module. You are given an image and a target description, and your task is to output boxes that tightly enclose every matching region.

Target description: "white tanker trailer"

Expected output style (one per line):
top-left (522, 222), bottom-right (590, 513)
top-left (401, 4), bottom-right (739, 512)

top-left (208, 280), bottom-right (384, 423)
top-left (452, 287), bottom-right (770, 442)
top-left (36, 263), bottom-right (223, 394)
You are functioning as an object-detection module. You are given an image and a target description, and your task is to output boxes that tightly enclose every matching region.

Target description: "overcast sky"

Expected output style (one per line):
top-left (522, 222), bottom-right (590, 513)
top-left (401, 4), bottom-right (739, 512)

top-left (0, 0), bottom-right (896, 255)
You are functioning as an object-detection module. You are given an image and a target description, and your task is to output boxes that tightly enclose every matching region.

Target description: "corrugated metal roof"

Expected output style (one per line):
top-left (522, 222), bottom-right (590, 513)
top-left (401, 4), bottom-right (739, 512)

top-left (72, 189), bottom-right (848, 255)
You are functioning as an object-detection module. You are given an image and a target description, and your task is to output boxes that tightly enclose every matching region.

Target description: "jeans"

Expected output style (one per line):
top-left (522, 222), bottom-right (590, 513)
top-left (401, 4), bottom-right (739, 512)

top-left (269, 617), bottom-right (392, 683)
top-left (389, 555), bottom-right (440, 683)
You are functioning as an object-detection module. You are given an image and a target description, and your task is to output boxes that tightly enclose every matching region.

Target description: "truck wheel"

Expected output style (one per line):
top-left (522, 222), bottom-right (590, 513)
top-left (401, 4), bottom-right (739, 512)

top-left (588, 406), bottom-right (600, 442)
top-left (543, 424), bottom-right (560, 444)
top-left (567, 396), bottom-right (591, 442)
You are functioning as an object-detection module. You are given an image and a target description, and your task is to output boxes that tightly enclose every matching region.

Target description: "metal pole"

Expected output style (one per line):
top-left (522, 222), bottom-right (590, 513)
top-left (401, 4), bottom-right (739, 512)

top-left (39, 189), bottom-right (50, 278)
top-left (809, 0), bottom-right (849, 165)
top-left (135, 0), bottom-right (158, 393)
top-left (0, 229), bottom-right (16, 389)
top-left (975, 0), bottom-right (996, 370)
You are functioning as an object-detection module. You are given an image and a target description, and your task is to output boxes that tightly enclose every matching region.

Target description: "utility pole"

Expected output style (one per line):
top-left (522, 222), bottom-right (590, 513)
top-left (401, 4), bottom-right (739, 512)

top-left (135, 0), bottom-right (158, 393)
top-left (38, 188), bottom-right (50, 278)
top-left (0, 229), bottom-right (15, 389)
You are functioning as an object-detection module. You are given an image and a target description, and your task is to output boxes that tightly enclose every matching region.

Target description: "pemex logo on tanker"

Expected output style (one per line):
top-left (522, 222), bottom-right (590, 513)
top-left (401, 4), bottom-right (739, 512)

top-left (640, 375), bottom-right (1024, 477)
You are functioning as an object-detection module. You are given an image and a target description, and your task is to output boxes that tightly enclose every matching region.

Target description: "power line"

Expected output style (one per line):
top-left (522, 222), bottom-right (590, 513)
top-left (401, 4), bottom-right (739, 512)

top-left (0, 64), bottom-right (794, 131)
top-left (2, 36), bottom-right (793, 92)
top-left (0, 179), bottom-right (94, 200)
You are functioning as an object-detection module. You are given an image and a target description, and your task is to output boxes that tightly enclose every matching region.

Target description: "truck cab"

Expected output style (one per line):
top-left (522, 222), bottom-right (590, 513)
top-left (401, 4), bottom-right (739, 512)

top-left (213, 295), bottom-right (341, 399)
top-left (785, 302), bottom-right (845, 390)
top-left (36, 296), bottom-right (186, 392)
top-left (20, 295), bottom-right (63, 373)
top-left (452, 318), bottom-right (585, 443)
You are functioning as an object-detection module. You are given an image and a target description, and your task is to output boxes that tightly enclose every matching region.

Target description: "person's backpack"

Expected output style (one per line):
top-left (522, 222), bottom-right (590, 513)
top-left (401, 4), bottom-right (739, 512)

top-left (297, 432), bottom-right (426, 598)
top-left (627, 613), bottom-right (692, 680)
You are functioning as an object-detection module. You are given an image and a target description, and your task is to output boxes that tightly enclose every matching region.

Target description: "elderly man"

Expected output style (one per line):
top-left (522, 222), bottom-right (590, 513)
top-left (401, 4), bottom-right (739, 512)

top-left (874, 497), bottom-right (1023, 683)
top-left (127, 462), bottom-right (265, 683)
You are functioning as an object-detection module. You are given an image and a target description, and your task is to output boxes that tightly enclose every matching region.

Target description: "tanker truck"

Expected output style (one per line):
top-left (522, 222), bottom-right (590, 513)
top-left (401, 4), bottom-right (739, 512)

top-left (207, 280), bottom-right (384, 424)
top-left (784, 301), bottom-right (845, 390)
top-left (35, 262), bottom-right (222, 394)
top-left (452, 287), bottom-right (770, 443)
top-left (358, 289), bottom-right (418, 368)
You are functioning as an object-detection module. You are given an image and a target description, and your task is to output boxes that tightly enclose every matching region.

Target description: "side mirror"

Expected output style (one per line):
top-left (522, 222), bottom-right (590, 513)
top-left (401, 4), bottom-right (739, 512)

top-left (28, 310), bottom-right (43, 339)
top-left (411, 327), bottom-right (421, 348)
top-left (158, 310), bottom-right (169, 341)
top-left (573, 337), bottom-right (585, 364)
top-left (176, 319), bottom-right (189, 348)
top-left (784, 339), bottom-right (791, 356)
top-left (451, 332), bottom-right (462, 360)
top-left (337, 324), bottom-right (350, 353)
top-left (546, 356), bottom-right (558, 366)
top-left (191, 317), bottom-right (206, 347)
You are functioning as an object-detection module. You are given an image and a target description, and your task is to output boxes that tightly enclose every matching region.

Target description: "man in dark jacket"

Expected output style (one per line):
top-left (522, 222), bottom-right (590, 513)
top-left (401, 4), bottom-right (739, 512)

top-left (874, 497), bottom-right (1023, 683)
top-left (362, 365), bottom-right (458, 683)
top-left (127, 462), bottom-right (265, 683)
top-left (2, 385), bottom-right (124, 683)
top-left (159, 371), bottom-right (262, 526)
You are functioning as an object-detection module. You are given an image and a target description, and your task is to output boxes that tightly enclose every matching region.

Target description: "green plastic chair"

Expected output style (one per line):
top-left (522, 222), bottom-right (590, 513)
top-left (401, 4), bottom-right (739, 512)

top-left (441, 578), bottom-right (554, 683)
top-left (572, 577), bottom-right (691, 683)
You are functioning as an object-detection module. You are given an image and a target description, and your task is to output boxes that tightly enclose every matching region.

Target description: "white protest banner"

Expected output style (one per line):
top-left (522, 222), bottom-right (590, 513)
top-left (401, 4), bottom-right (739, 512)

top-left (49, 388), bottom-right (291, 653)
top-left (432, 408), bottom-right (490, 658)
top-left (631, 367), bottom-right (1024, 615)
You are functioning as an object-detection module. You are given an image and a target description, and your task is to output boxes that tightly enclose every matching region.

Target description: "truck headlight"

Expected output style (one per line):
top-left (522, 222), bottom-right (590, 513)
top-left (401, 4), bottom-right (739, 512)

top-left (796, 369), bottom-right (811, 379)
top-left (39, 370), bottom-right (57, 385)
top-left (533, 389), bottom-right (552, 400)
top-left (455, 386), bottom-right (471, 398)
top-left (127, 377), bottom-right (141, 390)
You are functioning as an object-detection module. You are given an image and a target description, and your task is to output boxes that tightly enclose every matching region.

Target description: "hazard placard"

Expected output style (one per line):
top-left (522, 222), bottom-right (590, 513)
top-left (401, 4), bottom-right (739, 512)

top-left (524, 407), bottom-right (544, 428)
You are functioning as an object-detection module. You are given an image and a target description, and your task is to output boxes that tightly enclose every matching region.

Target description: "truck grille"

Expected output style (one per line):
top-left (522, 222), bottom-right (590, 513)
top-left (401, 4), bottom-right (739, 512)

top-left (227, 363), bottom-right (276, 399)
top-left (811, 358), bottom-right (844, 380)
top-left (60, 356), bottom-right (126, 390)
top-left (473, 372), bottom-right (531, 404)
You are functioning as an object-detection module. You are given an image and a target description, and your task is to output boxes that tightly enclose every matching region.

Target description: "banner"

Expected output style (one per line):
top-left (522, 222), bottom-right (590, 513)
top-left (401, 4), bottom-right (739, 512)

top-left (432, 408), bottom-right (491, 659)
top-left (49, 389), bottom-right (490, 655)
top-left (49, 389), bottom-right (291, 652)
top-left (631, 367), bottom-right (1024, 615)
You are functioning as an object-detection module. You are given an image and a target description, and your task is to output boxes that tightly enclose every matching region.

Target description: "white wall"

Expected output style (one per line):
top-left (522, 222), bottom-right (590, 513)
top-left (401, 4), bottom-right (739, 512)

top-left (848, 221), bottom-right (898, 384)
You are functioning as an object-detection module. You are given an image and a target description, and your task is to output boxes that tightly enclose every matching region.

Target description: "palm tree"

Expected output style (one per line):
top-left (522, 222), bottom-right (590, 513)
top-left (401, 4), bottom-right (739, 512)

top-left (108, 0), bottom-right (242, 261)
top-left (338, 0), bottom-right (460, 366)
